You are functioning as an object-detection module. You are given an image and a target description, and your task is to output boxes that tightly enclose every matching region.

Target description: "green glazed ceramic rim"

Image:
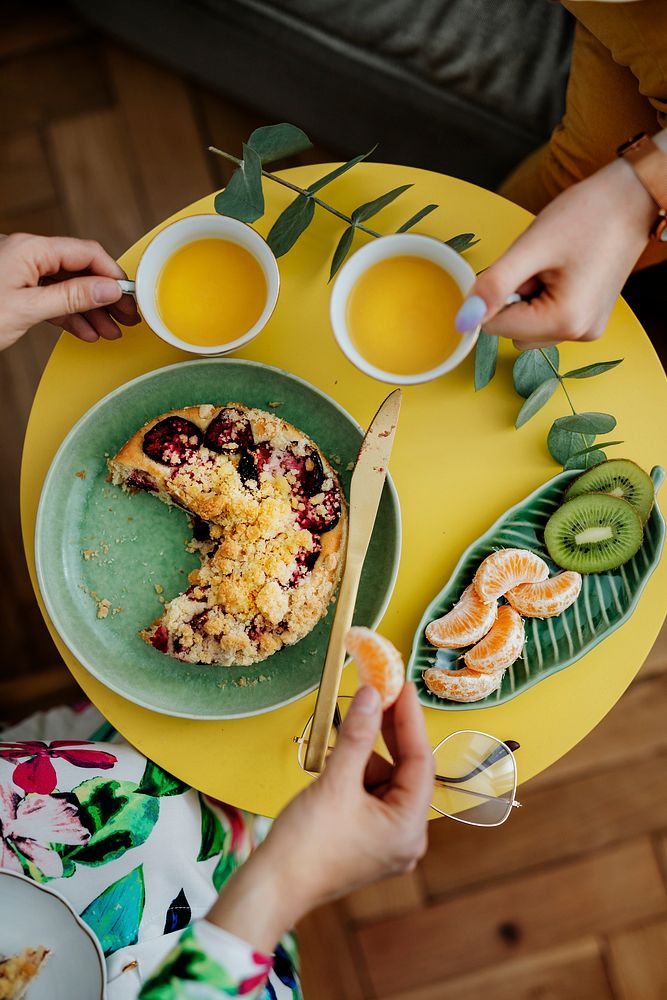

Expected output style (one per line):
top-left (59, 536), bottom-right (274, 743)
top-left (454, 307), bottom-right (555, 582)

top-left (35, 359), bottom-right (401, 719)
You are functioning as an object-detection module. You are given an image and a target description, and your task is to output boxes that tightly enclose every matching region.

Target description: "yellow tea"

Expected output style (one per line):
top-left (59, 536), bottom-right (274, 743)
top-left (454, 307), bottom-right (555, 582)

top-left (346, 255), bottom-right (463, 375)
top-left (157, 238), bottom-right (267, 347)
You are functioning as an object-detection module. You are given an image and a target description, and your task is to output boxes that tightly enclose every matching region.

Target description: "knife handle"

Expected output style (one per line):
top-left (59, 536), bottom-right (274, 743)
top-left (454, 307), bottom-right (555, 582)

top-left (304, 556), bottom-right (363, 773)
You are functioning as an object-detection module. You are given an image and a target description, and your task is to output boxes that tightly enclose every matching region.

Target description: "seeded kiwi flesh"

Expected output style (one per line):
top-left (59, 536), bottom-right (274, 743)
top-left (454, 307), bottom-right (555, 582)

top-left (544, 492), bottom-right (643, 573)
top-left (565, 458), bottom-right (654, 524)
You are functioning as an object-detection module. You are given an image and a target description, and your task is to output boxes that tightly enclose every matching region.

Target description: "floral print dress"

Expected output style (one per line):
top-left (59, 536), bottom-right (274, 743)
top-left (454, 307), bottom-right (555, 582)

top-left (0, 733), bottom-right (300, 999)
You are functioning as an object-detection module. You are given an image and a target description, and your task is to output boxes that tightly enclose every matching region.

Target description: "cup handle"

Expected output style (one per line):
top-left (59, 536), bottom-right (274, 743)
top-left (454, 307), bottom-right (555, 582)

top-left (117, 279), bottom-right (136, 296)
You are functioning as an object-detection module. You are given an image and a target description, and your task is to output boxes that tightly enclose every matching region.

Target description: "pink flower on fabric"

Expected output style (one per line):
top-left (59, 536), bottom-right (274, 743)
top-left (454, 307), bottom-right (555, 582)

top-left (239, 972), bottom-right (271, 994)
top-left (238, 950), bottom-right (272, 992)
top-left (0, 786), bottom-right (89, 878)
top-left (0, 741), bottom-right (117, 794)
top-left (204, 795), bottom-right (248, 854)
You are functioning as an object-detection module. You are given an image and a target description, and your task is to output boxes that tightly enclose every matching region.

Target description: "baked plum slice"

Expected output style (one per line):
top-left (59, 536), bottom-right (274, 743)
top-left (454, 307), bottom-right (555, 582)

top-left (204, 407), bottom-right (254, 453)
top-left (298, 490), bottom-right (341, 533)
top-left (126, 470), bottom-right (158, 493)
top-left (150, 624), bottom-right (171, 653)
top-left (253, 442), bottom-right (325, 496)
top-left (237, 448), bottom-right (259, 486)
top-left (143, 417), bottom-right (203, 466)
top-left (289, 537), bottom-right (322, 586)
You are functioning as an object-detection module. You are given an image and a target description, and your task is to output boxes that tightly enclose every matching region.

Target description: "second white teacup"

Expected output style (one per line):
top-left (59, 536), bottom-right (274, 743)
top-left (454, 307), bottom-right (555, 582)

top-left (329, 233), bottom-right (479, 385)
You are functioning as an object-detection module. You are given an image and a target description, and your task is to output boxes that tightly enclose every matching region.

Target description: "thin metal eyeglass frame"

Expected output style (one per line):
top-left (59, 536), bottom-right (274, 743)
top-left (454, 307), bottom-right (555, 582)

top-left (294, 705), bottom-right (521, 823)
top-left (431, 729), bottom-right (521, 826)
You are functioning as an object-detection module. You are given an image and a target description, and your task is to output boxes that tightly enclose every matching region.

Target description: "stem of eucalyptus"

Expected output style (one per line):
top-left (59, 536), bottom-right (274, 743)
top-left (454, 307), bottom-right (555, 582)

top-left (540, 348), bottom-right (577, 415)
top-left (208, 146), bottom-right (384, 240)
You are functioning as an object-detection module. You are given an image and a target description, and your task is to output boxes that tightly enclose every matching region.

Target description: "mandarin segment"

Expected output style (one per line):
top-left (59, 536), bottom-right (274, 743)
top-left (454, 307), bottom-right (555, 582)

top-left (425, 584), bottom-right (497, 649)
top-left (345, 627), bottom-right (405, 709)
top-left (506, 571), bottom-right (582, 618)
top-left (463, 604), bottom-right (524, 674)
top-left (423, 665), bottom-right (504, 702)
top-left (473, 547), bottom-right (549, 602)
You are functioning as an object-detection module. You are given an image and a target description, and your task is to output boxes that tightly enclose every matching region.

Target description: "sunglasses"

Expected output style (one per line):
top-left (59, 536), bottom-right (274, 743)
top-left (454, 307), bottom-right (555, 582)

top-left (294, 696), bottom-right (521, 826)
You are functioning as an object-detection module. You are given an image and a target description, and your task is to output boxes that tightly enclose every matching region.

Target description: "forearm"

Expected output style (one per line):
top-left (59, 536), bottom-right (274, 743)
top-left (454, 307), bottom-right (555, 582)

top-left (206, 841), bottom-right (308, 954)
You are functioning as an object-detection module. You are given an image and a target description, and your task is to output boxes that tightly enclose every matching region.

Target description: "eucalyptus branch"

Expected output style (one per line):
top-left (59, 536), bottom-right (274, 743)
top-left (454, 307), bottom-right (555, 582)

top-left (539, 348), bottom-right (577, 415)
top-left (209, 124), bottom-right (477, 278)
top-left (209, 145), bottom-right (385, 241)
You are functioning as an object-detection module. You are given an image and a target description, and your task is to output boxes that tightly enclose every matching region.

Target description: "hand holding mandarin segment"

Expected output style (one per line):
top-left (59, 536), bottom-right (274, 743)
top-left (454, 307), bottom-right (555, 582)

top-left (0, 233), bottom-right (139, 350)
top-left (455, 130), bottom-right (666, 350)
top-left (207, 683), bottom-right (434, 953)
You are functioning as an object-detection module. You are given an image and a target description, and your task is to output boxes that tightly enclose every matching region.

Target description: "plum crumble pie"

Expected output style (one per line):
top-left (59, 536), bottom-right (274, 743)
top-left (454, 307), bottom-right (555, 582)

top-left (108, 404), bottom-right (347, 667)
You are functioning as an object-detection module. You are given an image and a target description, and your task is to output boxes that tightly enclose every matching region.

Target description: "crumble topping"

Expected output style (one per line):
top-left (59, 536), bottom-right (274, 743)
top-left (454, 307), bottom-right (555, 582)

top-left (107, 404), bottom-right (346, 667)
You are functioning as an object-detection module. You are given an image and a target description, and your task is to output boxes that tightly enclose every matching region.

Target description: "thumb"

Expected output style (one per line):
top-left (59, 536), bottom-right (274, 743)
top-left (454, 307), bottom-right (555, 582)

top-left (324, 686), bottom-right (382, 786)
top-left (26, 276), bottom-right (122, 324)
top-left (455, 250), bottom-right (536, 335)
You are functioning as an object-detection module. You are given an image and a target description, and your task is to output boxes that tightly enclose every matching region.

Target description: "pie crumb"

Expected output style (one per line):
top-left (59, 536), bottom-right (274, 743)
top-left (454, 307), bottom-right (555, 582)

top-left (96, 598), bottom-right (111, 620)
top-left (81, 549), bottom-right (97, 561)
top-left (75, 469), bottom-right (86, 480)
top-left (268, 401), bottom-right (283, 409)
top-left (155, 583), bottom-right (164, 594)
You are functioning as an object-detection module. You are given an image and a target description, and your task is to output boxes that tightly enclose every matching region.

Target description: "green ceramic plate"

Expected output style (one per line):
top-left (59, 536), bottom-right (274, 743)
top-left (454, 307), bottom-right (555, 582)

top-left (35, 359), bottom-right (401, 719)
top-left (408, 466), bottom-right (665, 711)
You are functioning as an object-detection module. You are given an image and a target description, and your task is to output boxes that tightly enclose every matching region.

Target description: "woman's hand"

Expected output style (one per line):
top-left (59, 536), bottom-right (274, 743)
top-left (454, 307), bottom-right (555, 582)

top-left (0, 233), bottom-right (139, 351)
top-left (208, 683), bottom-right (434, 952)
top-left (455, 148), bottom-right (661, 350)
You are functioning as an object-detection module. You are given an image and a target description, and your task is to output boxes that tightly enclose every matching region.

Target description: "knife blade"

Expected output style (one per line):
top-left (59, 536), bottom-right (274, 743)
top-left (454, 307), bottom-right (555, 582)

top-left (304, 388), bottom-right (402, 773)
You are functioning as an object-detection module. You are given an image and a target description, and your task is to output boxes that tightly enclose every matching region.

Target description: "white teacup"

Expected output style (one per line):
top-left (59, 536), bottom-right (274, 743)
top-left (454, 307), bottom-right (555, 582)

top-left (329, 233), bottom-right (479, 385)
top-left (120, 215), bottom-right (280, 356)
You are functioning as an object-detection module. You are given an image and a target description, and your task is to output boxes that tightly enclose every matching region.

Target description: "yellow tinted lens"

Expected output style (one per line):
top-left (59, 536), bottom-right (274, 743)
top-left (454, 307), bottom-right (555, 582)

top-left (432, 731), bottom-right (515, 826)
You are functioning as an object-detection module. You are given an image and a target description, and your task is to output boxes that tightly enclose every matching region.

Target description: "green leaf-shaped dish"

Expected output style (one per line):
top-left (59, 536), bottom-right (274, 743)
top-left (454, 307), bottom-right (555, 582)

top-left (408, 466), bottom-right (665, 711)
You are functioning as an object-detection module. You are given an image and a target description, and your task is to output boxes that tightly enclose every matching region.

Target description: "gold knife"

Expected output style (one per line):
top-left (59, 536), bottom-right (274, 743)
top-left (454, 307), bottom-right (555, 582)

top-left (304, 388), bottom-right (402, 773)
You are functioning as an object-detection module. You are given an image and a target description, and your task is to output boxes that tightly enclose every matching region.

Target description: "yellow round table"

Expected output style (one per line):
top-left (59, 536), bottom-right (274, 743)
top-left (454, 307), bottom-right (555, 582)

top-left (21, 163), bottom-right (667, 817)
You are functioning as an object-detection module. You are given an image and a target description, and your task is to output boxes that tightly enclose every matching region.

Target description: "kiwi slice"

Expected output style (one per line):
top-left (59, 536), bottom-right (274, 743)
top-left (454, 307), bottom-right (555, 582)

top-left (544, 492), bottom-right (643, 573)
top-left (565, 458), bottom-right (654, 524)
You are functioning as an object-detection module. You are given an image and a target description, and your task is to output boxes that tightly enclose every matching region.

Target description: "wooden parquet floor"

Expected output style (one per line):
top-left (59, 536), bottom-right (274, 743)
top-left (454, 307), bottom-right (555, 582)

top-left (1, 6), bottom-right (666, 998)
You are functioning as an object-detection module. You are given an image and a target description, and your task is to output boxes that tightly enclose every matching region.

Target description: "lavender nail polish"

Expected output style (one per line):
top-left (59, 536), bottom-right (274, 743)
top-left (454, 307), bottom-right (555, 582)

top-left (455, 295), bottom-right (487, 333)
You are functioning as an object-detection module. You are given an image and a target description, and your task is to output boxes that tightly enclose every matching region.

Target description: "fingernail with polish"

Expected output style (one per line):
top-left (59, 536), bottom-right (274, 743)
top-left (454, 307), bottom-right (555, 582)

top-left (355, 685), bottom-right (380, 714)
top-left (455, 294), bottom-right (487, 333)
top-left (93, 279), bottom-right (121, 305)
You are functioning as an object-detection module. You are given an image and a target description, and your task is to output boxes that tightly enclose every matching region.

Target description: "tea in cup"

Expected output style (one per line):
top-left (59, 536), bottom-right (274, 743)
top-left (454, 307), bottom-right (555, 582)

top-left (126, 215), bottom-right (280, 355)
top-left (330, 234), bottom-right (479, 384)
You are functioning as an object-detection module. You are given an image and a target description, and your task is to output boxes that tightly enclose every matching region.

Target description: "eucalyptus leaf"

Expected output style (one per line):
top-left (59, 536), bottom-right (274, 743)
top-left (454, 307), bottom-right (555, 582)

top-left (352, 185), bottom-right (412, 223)
top-left (474, 332), bottom-right (498, 390)
top-left (547, 422), bottom-right (594, 466)
top-left (570, 439), bottom-right (624, 459)
top-left (555, 412), bottom-right (617, 435)
top-left (329, 225), bottom-right (355, 281)
top-left (247, 123), bottom-right (313, 163)
top-left (513, 347), bottom-right (559, 398)
top-left (562, 359), bottom-right (623, 379)
top-left (565, 450), bottom-right (607, 471)
top-left (445, 233), bottom-right (479, 253)
top-left (515, 378), bottom-right (559, 428)
top-left (214, 143), bottom-right (264, 222)
top-left (307, 148), bottom-right (376, 195)
top-left (267, 194), bottom-right (315, 257)
top-left (397, 204), bottom-right (438, 233)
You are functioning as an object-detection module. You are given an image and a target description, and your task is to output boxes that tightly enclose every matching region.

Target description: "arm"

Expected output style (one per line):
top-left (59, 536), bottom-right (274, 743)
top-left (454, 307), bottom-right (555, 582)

top-left (140, 683), bottom-right (433, 997)
top-left (455, 128), bottom-right (667, 348)
top-left (0, 233), bottom-right (139, 350)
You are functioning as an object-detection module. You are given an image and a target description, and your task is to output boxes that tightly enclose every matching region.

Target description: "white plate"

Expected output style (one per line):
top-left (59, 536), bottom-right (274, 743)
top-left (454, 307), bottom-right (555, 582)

top-left (0, 869), bottom-right (105, 999)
